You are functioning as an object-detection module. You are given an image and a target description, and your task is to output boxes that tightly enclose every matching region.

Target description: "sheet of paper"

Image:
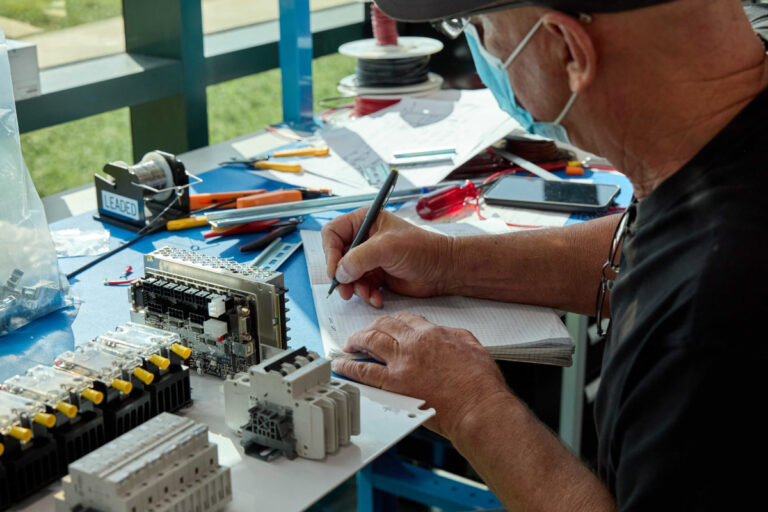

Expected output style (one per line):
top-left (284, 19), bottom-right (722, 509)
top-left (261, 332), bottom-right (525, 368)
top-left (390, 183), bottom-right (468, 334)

top-left (300, 230), bottom-right (572, 364)
top-left (248, 89), bottom-right (523, 196)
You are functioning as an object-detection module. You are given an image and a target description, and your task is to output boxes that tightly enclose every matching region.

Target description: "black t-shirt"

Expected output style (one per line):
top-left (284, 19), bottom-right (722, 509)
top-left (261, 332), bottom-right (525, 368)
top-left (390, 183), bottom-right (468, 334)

top-left (594, 66), bottom-right (768, 509)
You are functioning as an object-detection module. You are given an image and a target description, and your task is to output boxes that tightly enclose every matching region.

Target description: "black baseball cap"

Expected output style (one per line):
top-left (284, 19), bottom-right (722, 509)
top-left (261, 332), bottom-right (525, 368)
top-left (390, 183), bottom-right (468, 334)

top-left (374, 0), bottom-right (677, 22)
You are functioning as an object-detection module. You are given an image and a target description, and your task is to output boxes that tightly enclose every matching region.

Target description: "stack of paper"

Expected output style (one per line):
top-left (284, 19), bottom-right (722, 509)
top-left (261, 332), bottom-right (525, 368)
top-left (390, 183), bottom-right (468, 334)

top-left (245, 89), bottom-right (523, 196)
top-left (300, 230), bottom-right (574, 366)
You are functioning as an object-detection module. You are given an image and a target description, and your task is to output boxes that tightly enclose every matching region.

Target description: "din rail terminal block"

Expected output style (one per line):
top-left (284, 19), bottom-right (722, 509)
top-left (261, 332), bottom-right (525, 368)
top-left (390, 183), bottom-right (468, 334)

top-left (224, 347), bottom-right (360, 461)
top-left (130, 246), bottom-right (289, 378)
top-left (54, 413), bottom-right (232, 512)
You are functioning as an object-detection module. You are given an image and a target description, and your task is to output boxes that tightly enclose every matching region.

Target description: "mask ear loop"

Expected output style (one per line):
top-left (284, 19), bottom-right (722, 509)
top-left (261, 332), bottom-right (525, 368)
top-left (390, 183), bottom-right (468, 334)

top-left (502, 17), bottom-right (545, 68)
top-left (554, 91), bottom-right (578, 124)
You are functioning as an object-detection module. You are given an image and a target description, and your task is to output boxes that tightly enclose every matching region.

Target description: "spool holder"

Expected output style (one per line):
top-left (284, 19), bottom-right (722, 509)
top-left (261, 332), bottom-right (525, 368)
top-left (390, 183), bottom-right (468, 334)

top-left (94, 150), bottom-right (201, 232)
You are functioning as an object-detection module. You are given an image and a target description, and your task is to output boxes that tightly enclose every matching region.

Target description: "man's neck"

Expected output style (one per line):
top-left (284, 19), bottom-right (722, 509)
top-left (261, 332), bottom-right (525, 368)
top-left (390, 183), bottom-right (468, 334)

top-left (605, 57), bottom-right (768, 199)
top-left (576, 1), bottom-right (768, 199)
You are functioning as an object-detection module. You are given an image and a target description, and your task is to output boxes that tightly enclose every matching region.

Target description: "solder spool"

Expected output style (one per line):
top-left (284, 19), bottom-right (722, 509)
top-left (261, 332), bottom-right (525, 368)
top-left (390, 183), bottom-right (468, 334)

top-left (328, 2), bottom-right (444, 123)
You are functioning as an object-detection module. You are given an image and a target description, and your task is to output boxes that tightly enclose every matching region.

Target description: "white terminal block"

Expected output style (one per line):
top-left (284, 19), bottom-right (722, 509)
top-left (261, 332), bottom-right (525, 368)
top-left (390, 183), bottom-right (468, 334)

top-left (224, 347), bottom-right (361, 460)
top-left (54, 412), bottom-right (232, 512)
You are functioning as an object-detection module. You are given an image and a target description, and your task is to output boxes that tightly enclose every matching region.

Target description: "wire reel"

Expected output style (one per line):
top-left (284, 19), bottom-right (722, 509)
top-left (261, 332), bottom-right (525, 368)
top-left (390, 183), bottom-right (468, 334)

top-left (94, 150), bottom-right (201, 232)
top-left (326, 3), bottom-right (444, 123)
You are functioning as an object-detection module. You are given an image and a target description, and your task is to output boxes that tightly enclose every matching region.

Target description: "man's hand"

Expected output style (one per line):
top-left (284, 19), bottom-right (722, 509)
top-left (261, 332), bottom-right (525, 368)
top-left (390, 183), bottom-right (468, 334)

top-left (321, 209), bottom-right (455, 307)
top-left (331, 312), bottom-right (510, 439)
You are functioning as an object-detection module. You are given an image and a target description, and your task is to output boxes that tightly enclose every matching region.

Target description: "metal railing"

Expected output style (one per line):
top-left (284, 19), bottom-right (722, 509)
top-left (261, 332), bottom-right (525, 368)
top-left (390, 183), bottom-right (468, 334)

top-left (14, 0), bottom-right (364, 161)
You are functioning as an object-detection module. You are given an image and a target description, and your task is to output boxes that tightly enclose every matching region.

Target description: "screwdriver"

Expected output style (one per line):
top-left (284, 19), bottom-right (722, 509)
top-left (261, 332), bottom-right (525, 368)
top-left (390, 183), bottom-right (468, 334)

top-left (236, 188), bottom-right (331, 209)
top-left (416, 181), bottom-right (480, 220)
top-left (190, 189), bottom-right (266, 210)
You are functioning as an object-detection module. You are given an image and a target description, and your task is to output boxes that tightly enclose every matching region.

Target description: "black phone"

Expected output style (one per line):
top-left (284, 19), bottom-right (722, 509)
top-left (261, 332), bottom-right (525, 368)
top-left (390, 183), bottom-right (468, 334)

top-left (483, 175), bottom-right (621, 212)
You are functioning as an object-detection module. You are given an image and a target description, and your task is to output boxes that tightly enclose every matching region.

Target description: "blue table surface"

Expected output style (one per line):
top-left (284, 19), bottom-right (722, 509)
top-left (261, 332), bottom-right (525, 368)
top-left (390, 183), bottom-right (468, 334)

top-left (0, 165), bottom-right (632, 381)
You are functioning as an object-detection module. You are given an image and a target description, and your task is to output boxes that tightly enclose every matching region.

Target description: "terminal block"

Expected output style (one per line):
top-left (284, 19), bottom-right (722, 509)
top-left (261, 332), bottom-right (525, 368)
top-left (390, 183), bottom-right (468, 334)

top-left (95, 322), bottom-right (192, 415)
top-left (224, 347), bottom-right (360, 461)
top-left (130, 246), bottom-right (289, 378)
top-left (55, 344), bottom-right (153, 440)
top-left (54, 413), bottom-right (232, 512)
top-left (0, 390), bottom-right (59, 504)
top-left (3, 365), bottom-right (106, 473)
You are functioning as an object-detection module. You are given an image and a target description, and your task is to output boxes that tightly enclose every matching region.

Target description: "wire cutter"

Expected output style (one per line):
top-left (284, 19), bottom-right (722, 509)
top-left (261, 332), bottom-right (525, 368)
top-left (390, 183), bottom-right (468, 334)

top-left (221, 146), bottom-right (330, 173)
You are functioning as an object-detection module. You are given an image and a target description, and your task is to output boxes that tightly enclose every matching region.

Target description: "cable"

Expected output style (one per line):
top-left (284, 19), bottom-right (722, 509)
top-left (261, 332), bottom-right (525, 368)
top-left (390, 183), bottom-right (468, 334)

top-left (66, 189), bottom-right (185, 281)
top-left (355, 56), bottom-right (431, 87)
top-left (371, 3), bottom-right (398, 45)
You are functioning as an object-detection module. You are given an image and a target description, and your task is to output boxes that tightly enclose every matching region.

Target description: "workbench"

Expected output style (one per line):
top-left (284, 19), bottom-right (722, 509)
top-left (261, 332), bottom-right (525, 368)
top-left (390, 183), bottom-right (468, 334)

top-left (3, 129), bottom-right (632, 511)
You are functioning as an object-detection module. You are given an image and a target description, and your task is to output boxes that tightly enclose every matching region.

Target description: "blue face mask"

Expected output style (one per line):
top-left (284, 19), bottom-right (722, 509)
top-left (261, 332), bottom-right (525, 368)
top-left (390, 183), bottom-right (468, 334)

top-left (465, 20), bottom-right (578, 144)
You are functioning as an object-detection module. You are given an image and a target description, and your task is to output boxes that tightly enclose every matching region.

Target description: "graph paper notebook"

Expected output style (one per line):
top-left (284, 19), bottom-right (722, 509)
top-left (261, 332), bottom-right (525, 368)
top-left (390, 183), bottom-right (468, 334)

top-left (300, 230), bottom-right (574, 366)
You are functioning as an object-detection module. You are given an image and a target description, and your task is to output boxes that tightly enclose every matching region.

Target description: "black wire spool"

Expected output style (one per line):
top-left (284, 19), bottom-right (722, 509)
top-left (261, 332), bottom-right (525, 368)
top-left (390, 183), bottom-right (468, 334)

top-left (355, 56), bottom-right (431, 87)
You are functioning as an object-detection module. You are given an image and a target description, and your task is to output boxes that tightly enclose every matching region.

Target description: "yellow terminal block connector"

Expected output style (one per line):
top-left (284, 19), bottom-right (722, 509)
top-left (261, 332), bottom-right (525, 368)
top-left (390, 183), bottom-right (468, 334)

top-left (149, 354), bottom-right (170, 370)
top-left (111, 378), bottom-right (133, 394)
top-left (56, 401), bottom-right (78, 418)
top-left (133, 367), bottom-right (154, 386)
top-left (81, 388), bottom-right (104, 405)
top-left (9, 425), bottom-right (32, 442)
top-left (34, 412), bottom-right (57, 428)
top-left (0, 442), bottom-right (4, 457)
top-left (171, 343), bottom-right (192, 360)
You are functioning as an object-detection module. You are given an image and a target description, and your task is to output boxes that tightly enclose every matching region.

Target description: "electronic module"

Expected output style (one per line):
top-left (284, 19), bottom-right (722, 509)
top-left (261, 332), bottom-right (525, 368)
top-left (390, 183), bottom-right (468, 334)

top-left (130, 247), bottom-right (289, 378)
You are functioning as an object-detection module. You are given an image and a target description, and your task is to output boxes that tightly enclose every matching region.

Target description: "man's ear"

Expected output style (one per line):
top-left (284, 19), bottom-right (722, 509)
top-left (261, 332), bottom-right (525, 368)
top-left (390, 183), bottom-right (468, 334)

top-left (541, 11), bottom-right (597, 93)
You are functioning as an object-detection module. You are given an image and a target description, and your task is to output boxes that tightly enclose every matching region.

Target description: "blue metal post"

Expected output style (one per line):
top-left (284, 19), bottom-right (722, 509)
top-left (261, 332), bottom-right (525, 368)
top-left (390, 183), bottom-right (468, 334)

top-left (278, 0), bottom-right (315, 128)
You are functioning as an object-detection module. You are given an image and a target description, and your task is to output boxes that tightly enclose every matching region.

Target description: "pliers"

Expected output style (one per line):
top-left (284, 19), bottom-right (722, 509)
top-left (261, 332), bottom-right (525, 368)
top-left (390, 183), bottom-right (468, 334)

top-left (222, 146), bottom-right (330, 173)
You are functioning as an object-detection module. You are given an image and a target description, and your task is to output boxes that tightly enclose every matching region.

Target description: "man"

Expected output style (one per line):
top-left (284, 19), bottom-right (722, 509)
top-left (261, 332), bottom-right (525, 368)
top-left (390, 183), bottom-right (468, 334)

top-left (322, 0), bottom-right (768, 509)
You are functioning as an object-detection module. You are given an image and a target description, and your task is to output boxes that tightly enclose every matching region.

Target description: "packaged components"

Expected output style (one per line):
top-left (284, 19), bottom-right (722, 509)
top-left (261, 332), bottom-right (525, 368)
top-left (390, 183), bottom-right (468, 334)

top-left (54, 413), bottom-right (232, 512)
top-left (130, 246), bottom-right (289, 378)
top-left (224, 347), bottom-right (360, 461)
top-left (95, 322), bottom-right (192, 415)
top-left (0, 390), bottom-right (59, 504)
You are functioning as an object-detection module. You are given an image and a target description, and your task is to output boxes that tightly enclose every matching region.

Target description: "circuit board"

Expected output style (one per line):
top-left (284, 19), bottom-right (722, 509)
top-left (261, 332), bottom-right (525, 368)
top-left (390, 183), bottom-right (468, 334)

top-left (130, 247), bottom-right (289, 378)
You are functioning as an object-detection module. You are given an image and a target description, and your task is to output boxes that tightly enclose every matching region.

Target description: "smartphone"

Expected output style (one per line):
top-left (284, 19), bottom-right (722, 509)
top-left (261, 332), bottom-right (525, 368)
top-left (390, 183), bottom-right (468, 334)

top-left (483, 175), bottom-right (620, 213)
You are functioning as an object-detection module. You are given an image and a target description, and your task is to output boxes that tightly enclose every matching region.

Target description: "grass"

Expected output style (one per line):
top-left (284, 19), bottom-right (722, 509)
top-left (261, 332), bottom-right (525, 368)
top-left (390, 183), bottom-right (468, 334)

top-left (20, 52), bottom-right (356, 197)
top-left (0, 0), bottom-right (121, 32)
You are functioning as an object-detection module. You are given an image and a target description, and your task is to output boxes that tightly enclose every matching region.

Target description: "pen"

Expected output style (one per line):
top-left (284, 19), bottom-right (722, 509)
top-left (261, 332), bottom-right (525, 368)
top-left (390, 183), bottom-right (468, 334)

top-left (327, 168), bottom-right (399, 297)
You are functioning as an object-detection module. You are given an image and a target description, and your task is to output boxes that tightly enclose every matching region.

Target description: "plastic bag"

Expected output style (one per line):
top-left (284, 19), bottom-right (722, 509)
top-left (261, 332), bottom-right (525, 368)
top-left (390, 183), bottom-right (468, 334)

top-left (0, 30), bottom-right (71, 336)
top-left (52, 227), bottom-right (111, 257)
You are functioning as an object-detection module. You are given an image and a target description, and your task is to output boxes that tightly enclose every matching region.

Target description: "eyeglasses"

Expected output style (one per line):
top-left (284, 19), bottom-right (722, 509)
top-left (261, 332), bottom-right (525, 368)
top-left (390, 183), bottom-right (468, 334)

top-left (431, 3), bottom-right (591, 39)
top-left (595, 202), bottom-right (636, 337)
top-left (431, 1), bottom-right (525, 39)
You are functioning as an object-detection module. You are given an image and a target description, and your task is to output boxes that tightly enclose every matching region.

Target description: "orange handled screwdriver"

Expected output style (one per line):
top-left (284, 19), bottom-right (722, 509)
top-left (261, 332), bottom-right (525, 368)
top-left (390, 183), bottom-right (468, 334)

top-left (190, 189), bottom-right (266, 210)
top-left (236, 189), bottom-right (303, 209)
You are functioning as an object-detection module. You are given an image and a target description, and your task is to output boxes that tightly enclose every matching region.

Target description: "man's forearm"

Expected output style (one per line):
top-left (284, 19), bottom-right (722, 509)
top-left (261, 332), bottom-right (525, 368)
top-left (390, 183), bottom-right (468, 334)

top-left (452, 391), bottom-right (616, 512)
top-left (445, 215), bottom-right (620, 315)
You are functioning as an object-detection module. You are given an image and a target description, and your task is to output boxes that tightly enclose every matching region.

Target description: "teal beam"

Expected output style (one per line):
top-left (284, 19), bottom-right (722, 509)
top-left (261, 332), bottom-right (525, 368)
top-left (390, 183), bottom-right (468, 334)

top-left (123, 0), bottom-right (208, 160)
top-left (15, 54), bottom-right (182, 133)
top-left (14, 10), bottom-right (364, 139)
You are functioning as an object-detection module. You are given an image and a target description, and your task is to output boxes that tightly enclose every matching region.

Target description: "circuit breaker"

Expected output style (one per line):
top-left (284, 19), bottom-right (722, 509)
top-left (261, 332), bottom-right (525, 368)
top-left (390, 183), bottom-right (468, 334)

top-left (130, 247), bottom-right (289, 378)
top-left (224, 347), bottom-right (360, 460)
